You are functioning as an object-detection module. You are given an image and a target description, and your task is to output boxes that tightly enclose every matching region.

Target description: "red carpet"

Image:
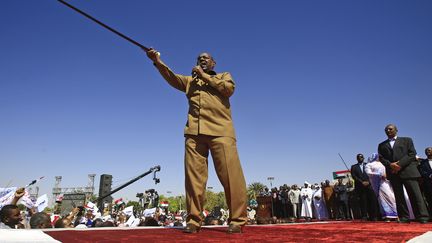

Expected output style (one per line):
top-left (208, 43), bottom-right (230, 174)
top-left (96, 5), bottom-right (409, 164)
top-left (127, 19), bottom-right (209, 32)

top-left (44, 221), bottom-right (432, 242)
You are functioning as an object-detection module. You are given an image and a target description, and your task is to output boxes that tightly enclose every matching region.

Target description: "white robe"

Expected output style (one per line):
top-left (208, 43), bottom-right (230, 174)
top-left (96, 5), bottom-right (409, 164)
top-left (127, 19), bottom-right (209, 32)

top-left (300, 187), bottom-right (313, 218)
top-left (312, 188), bottom-right (328, 220)
top-left (365, 160), bottom-right (415, 220)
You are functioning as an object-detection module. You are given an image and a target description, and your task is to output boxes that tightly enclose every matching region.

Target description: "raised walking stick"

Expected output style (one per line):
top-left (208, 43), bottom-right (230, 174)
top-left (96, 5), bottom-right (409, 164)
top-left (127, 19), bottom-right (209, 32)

top-left (58, 0), bottom-right (158, 54)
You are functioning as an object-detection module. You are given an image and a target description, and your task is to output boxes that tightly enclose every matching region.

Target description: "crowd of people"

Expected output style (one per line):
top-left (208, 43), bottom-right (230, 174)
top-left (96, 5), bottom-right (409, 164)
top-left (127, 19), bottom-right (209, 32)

top-left (251, 124), bottom-right (432, 225)
top-left (0, 189), bottom-right (233, 230)
top-left (0, 188), bottom-right (185, 229)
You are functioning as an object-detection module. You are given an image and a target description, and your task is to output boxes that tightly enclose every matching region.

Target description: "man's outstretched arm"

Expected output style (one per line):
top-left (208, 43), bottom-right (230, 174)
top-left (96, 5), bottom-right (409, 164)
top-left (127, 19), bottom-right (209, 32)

top-left (146, 48), bottom-right (188, 92)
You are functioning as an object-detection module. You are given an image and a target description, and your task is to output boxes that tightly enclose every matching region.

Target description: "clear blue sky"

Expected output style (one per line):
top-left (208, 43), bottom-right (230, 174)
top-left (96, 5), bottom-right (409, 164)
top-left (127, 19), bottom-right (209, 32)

top-left (1, 0), bottom-right (431, 202)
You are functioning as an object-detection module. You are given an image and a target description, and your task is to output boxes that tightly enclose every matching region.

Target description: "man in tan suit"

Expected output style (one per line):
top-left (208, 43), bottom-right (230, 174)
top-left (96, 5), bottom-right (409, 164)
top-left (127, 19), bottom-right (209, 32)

top-left (146, 49), bottom-right (247, 233)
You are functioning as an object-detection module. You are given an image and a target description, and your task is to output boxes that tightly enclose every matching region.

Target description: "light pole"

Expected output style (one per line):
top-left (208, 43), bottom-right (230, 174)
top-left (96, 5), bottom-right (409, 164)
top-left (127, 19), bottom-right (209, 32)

top-left (267, 177), bottom-right (274, 188)
top-left (267, 177), bottom-right (275, 218)
top-left (178, 195), bottom-right (183, 211)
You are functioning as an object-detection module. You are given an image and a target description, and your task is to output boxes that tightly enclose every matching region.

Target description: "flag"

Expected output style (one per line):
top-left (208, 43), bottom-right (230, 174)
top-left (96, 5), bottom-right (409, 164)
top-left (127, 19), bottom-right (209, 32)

top-left (160, 201), bottom-right (169, 207)
top-left (35, 194), bottom-right (49, 212)
top-left (84, 201), bottom-right (99, 215)
top-left (143, 207), bottom-right (156, 217)
top-left (0, 187), bottom-right (34, 209)
top-left (131, 217), bottom-right (141, 227)
top-left (333, 170), bottom-right (351, 179)
top-left (85, 201), bottom-right (95, 209)
top-left (0, 187), bottom-right (17, 208)
top-left (114, 198), bottom-right (124, 206)
top-left (125, 214), bottom-right (135, 227)
top-left (132, 218), bottom-right (141, 227)
top-left (18, 190), bottom-right (34, 209)
top-left (123, 206), bottom-right (134, 216)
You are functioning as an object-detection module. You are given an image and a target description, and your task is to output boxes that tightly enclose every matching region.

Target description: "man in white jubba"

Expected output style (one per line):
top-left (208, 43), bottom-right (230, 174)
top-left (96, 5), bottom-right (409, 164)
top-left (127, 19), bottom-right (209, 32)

top-left (300, 182), bottom-right (313, 221)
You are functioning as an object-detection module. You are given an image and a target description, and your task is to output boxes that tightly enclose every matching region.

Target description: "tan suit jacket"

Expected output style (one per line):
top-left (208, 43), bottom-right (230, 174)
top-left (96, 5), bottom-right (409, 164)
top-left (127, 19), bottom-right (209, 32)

top-left (154, 62), bottom-right (236, 138)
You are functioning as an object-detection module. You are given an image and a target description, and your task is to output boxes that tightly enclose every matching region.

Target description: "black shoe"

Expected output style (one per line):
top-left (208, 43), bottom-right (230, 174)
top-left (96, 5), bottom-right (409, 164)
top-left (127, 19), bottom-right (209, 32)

top-left (227, 224), bottom-right (243, 234)
top-left (418, 218), bottom-right (429, 224)
top-left (398, 218), bottom-right (410, 223)
top-left (184, 224), bottom-right (200, 233)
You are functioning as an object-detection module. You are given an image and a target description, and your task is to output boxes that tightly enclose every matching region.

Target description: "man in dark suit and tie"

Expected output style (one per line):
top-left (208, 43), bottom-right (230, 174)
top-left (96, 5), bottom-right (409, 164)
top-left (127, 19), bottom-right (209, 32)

top-left (378, 124), bottom-right (429, 223)
top-left (418, 147), bottom-right (432, 218)
top-left (351, 154), bottom-right (378, 220)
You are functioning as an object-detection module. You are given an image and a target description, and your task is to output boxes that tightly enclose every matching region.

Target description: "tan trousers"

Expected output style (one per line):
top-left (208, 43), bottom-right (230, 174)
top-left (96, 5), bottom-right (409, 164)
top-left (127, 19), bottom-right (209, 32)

top-left (184, 135), bottom-right (247, 226)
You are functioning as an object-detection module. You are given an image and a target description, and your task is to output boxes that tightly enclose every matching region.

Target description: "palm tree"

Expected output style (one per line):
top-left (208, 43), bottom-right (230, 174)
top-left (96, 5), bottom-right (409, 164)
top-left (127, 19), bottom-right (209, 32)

top-left (247, 182), bottom-right (266, 200)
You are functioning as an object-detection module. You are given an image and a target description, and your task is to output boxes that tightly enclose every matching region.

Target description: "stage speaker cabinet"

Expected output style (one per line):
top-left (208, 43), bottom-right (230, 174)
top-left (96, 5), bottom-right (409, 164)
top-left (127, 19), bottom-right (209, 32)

top-left (60, 193), bottom-right (86, 216)
top-left (98, 174), bottom-right (113, 209)
top-left (256, 196), bottom-right (272, 219)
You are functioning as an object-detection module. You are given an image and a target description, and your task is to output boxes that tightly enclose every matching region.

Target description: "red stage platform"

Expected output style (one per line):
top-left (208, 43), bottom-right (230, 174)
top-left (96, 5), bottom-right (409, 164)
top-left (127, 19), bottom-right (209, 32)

top-left (42, 221), bottom-right (432, 242)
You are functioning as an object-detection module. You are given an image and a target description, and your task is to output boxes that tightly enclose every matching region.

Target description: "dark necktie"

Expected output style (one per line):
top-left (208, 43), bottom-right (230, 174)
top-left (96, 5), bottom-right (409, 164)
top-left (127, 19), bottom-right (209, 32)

top-left (390, 138), bottom-right (395, 148)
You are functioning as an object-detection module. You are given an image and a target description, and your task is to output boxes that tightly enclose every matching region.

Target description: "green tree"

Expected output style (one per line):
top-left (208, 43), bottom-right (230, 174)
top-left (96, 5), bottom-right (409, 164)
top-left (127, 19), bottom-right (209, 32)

top-left (204, 191), bottom-right (227, 211)
top-left (159, 195), bottom-right (186, 212)
top-left (247, 182), bottom-right (266, 200)
top-left (160, 191), bottom-right (228, 213)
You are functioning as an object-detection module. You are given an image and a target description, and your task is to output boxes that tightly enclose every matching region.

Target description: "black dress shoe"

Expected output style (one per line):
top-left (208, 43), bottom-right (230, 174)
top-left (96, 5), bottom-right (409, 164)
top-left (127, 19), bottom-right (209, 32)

top-left (227, 224), bottom-right (243, 234)
top-left (418, 218), bottom-right (429, 224)
top-left (398, 218), bottom-right (410, 223)
top-left (184, 224), bottom-right (200, 233)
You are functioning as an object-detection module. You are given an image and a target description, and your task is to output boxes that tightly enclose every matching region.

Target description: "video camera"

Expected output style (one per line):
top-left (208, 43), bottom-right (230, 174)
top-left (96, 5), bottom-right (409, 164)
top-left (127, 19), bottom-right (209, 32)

top-left (145, 189), bottom-right (155, 194)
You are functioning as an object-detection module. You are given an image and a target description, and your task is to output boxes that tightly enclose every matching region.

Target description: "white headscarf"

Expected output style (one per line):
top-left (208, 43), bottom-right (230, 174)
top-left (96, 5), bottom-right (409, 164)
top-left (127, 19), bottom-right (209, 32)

top-left (368, 153), bottom-right (379, 163)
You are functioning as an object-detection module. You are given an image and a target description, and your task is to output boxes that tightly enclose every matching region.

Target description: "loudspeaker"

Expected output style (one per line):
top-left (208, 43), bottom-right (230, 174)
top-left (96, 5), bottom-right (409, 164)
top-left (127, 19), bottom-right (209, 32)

top-left (98, 174), bottom-right (113, 210)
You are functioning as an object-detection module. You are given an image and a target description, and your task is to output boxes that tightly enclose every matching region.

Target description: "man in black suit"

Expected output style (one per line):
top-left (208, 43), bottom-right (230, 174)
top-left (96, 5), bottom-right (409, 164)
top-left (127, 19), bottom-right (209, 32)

top-left (418, 147), bottom-right (432, 218)
top-left (334, 178), bottom-right (350, 220)
top-left (378, 124), bottom-right (429, 223)
top-left (351, 154), bottom-right (379, 220)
